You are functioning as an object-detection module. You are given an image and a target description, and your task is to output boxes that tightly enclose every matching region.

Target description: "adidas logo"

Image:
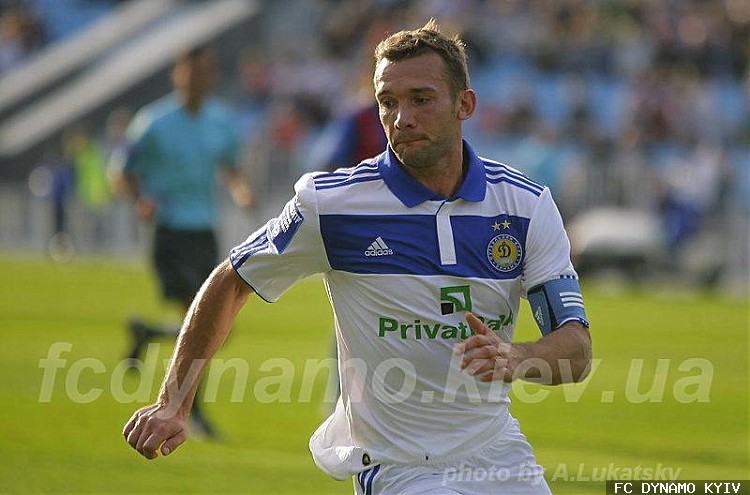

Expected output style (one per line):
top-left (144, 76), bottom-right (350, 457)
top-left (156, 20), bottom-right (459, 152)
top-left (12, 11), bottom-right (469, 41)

top-left (534, 306), bottom-right (544, 327)
top-left (364, 237), bottom-right (393, 257)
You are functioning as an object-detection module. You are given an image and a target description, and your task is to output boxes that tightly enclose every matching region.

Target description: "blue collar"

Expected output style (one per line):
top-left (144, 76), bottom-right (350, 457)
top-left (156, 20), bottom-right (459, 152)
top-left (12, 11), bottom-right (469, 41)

top-left (378, 140), bottom-right (487, 207)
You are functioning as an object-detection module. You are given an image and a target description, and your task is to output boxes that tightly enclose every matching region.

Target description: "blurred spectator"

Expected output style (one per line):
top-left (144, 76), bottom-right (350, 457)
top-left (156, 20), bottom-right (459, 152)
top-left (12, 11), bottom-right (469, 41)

top-left (0, 4), bottom-right (44, 74)
top-left (63, 126), bottom-right (110, 212)
top-left (308, 49), bottom-right (387, 173)
top-left (316, 104), bottom-right (386, 172)
top-left (36, 144), bottom-right (74, 260)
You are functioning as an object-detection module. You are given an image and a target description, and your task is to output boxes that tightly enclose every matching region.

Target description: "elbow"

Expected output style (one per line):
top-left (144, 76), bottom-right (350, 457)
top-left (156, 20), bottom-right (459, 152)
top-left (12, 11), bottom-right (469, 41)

top-left (194, 259), bottom-right (253, 313)
top-left (222, 259), bottom-right (253, 306)
top-left (571, 356), bottom-right (592, 383)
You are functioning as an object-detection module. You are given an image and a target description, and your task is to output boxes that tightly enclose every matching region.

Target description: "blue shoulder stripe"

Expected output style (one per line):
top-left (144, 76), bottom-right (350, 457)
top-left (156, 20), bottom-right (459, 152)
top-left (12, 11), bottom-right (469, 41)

top-left (315, 175), bottom-right (382, 191)
top-left (315, 167), bottom-right (378, 181)
top-left (486, 176), bottom-right (543, 196)
top-left (314, 169), bottom-right (380, 186)
top-left (483, 159), bottom-right (539, 178)
top-left (486, 169), bottom-right (544, 191)
top-left (230, 230), bottom-right (269, 267)
top-left (484, 162), bottom-right (544, 192)
top-left (313, 163), bottom-right (379, 183)
top-left (485, 161), bottom-right (544, 196)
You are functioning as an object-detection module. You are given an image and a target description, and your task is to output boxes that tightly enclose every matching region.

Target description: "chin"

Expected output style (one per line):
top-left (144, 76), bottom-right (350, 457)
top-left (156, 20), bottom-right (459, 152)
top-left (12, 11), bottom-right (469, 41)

top-left (400, 153), bottom-right (436, 170)
top-left (394, 145), bottom-right (425, 166)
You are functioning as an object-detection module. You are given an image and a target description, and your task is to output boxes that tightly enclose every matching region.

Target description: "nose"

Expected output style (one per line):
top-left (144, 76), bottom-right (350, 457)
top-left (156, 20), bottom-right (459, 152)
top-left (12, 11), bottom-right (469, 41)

top-left (394, 105), bottom-right (415, 130)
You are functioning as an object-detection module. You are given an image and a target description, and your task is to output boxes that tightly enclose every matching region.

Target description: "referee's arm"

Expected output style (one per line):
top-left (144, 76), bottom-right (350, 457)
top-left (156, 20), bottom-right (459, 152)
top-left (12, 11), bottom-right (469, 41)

top-left (221, 166), bottom-right (255, 209)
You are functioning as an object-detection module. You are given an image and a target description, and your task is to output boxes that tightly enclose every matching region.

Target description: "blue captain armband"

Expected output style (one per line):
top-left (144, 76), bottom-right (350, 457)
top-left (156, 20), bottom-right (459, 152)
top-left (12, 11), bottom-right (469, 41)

top-left (527, 276), bottom-right (589, 336)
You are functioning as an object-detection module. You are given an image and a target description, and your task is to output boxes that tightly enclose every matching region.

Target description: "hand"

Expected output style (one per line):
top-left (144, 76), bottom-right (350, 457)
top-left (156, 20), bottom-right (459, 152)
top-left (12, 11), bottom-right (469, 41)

top-left (224, 170), bottom-right (255, 210)
top-left (231, 184), bottom-right (255, 210)
top-left (454, 312), bottom-right (525, 382)
top-left (233, 187), bottom-right (255, 210)
top-left (123, 403), bottom-right (188, 460)
top-left (134, 197), bottom-right (157, 221)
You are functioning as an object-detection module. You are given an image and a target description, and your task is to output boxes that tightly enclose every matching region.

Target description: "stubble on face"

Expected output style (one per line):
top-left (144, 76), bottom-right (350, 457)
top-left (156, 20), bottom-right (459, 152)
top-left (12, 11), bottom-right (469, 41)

top-left (394, 128), bottom-right (453, 172)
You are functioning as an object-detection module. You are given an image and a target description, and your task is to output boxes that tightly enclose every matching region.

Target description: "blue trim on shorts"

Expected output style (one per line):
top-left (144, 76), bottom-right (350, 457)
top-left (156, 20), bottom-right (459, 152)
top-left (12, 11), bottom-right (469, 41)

top-left (357, 464), bottom-right (381, 495)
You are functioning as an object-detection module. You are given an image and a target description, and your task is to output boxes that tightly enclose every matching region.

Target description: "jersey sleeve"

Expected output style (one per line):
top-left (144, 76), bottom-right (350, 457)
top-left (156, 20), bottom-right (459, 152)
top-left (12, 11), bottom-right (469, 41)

top-left (121, 111), bottom-right (155, 179)
top-left (521, 187), bottom-right (578, 293)
top-left (229, 174), bottom-right (331, 301)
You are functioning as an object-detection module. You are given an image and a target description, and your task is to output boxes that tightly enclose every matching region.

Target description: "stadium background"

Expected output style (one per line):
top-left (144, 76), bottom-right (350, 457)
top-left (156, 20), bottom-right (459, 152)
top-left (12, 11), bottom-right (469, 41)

top-left (0, 0), bottom-right (747, 493)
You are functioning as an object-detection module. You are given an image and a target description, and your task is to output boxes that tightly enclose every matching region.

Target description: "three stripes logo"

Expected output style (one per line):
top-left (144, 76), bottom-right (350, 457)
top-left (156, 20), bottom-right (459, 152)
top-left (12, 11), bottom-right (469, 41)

top-left (364, 237), bottom-right (393, 257)
top-left (560, 291), bottom-right (584, 309)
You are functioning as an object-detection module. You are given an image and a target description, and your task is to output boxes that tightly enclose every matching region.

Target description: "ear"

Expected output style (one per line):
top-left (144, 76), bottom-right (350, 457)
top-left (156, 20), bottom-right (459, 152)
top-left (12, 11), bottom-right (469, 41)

top-left (456, 89), bottom-right (477, 121)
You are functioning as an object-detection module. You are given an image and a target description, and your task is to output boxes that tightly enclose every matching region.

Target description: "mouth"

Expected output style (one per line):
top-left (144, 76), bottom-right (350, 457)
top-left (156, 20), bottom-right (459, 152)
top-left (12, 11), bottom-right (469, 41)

top-left (395, 137), bottom-right (427, 147)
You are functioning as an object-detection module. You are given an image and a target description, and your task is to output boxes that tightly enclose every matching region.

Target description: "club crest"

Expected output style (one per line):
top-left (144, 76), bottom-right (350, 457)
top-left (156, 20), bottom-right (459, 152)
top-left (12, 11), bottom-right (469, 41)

top-left (487, 234), bottom-right (522, 272)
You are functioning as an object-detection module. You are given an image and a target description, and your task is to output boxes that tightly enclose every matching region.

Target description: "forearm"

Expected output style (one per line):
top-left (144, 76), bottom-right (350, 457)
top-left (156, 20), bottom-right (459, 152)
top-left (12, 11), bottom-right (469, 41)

top-left (157, 259), bottom-right (252, 417)
top-left (513, 321), bottom-right (592, 384)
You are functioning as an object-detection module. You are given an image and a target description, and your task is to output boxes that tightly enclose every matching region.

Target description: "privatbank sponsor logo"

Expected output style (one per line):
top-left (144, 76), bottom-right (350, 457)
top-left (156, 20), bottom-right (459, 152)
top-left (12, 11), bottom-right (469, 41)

top-left (377, 284), bottom-right (512, 340)
top-left (377, 313), bottom-right (514, 340)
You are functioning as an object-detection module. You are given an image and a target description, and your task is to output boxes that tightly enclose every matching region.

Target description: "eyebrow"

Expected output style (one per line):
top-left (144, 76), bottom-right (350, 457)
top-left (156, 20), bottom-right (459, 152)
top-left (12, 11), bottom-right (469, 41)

top-left (376, 87), bottom-right (438, 98)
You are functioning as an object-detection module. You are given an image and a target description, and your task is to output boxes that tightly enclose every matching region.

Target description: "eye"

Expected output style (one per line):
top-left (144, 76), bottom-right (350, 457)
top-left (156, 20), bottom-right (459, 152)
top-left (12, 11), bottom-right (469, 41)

top-left (379, 98), bottom-right (396, 110)
top-left (414, 96), bottom-right (430, 105)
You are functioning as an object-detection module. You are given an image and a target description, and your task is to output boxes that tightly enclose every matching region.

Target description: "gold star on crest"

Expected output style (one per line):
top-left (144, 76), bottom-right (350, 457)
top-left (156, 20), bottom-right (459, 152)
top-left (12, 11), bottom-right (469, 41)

top-left (501, 220), bottom-right (511, 229)
top-left (492, 221), bottom-right (501, 231)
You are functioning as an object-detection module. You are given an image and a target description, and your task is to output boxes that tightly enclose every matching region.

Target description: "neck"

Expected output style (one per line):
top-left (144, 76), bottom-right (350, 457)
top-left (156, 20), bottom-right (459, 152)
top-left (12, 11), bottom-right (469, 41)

top-left (180, 93), bottom-right (204, 114)
top-left (186, 100), bottom-right (202, 114)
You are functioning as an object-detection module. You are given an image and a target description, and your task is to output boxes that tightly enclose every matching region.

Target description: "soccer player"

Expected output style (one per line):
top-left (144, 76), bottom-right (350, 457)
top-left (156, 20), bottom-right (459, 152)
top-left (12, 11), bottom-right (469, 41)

top-left (123, 21), bottom-right (591, 494)
top-left (112, 45), bottom-right (253, 438)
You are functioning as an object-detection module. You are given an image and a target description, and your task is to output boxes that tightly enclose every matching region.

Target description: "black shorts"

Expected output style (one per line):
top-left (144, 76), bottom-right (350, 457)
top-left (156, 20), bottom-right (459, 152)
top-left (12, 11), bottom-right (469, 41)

top-left (152, 226), bottom-right (218, 304)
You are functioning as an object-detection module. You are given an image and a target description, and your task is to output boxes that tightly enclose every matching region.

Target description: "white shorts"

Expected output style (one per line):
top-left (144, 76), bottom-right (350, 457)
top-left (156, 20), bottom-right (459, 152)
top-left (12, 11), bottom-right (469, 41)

top-left (352, 417), bottom-right (552, 495)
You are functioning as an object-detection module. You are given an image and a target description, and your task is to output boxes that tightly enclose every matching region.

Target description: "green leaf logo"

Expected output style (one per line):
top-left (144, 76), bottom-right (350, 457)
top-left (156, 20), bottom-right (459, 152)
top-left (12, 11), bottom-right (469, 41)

top-left (440, 285), bottom-right (472, 315)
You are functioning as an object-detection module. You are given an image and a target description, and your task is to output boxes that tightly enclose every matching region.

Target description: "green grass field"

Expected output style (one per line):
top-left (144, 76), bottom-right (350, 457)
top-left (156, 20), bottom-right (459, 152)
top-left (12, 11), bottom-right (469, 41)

top-left (0, 255), bottom-right (747, 494)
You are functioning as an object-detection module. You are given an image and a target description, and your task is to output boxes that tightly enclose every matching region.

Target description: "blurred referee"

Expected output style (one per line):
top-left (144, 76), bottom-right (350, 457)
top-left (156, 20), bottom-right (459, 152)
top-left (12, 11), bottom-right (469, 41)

top-left (111, 45), bottom-right (253, 438)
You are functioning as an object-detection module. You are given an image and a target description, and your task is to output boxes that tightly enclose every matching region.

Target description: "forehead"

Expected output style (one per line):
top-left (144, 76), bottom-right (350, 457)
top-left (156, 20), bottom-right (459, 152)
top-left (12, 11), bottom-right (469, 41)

top-left (374, 52), bottom-right (449, 95)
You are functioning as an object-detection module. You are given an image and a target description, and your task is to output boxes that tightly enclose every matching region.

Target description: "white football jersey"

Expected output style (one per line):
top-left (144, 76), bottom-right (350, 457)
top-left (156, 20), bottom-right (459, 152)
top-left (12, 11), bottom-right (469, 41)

top-left (231, 141), bottom-right (578, 474)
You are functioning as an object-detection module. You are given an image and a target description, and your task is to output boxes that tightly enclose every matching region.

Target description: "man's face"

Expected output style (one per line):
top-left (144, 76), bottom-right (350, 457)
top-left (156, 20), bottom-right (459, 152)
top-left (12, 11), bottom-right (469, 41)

top-left (173, 50), bottom-right (217, 104)
top-left (374, 52), bottom-right (464, 171)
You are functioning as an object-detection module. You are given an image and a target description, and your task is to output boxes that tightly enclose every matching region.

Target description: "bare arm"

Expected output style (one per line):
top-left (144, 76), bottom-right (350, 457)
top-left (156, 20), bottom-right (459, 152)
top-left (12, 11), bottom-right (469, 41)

top-left (109, 168), bottom-right (139, 201)
top-left (457, 313), bottom-right (592, 385)
top-left (109, 169), bottom-right (157, 221)
top-left (123, 259), bottom-right (253, 459)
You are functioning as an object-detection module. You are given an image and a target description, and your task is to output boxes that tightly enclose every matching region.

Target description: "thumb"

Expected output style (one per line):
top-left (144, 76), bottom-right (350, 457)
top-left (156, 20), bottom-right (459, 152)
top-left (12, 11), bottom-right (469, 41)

top-left (160, 429), bottom-right (187, 456)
